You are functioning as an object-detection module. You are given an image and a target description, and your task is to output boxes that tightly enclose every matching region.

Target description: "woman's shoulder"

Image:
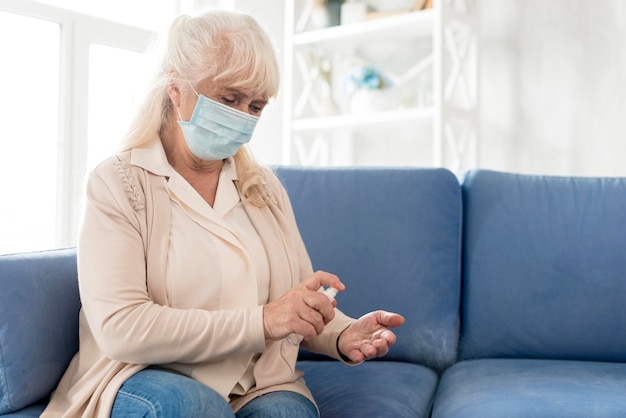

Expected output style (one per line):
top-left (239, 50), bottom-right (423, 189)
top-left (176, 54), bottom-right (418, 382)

top-left (90, 150), bottom-right (134, 178)
top-left (87, 151), bottom-right (147, 211)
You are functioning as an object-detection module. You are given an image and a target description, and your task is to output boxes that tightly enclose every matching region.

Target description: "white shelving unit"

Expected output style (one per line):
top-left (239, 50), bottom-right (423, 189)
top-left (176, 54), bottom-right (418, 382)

top-left (282, 0), bottom-right (479, 172)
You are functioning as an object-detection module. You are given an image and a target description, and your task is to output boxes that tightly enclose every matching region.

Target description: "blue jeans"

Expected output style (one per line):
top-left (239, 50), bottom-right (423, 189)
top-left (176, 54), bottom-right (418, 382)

top-left (110, 368), bottom-right (318, 418)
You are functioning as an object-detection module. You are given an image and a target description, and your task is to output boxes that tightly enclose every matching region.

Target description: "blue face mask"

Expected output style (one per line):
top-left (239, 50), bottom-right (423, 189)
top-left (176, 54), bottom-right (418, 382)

top-left (177, 87), bottom-right (259, 161)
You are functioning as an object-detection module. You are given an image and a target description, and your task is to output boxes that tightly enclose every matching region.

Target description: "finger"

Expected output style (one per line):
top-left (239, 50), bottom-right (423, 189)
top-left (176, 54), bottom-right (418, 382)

top-left (372, 335), bottom-right (392, 352)
top-left (360, 343), bottom-right (379, 360)
top-left (347, 349), bottom-right (365, 363)
top-left (380, 329), bottom-right (397, 345)
top-left (302, 270), bottom-right (345, 293)
top-left (373, 344), bottom-right (390, 358)
top-left (293, 320), bottom-right (318, 341)
top-left (368, 337), bottom-right (394, 359)
top-left (304, 292), bottom-right (337, 324)
top-left (290, 317), bottom-right (323, 340)
top-left (297, 307), bottom-right (326, 336)
top-left (375, 311), bottom-right (405, 328)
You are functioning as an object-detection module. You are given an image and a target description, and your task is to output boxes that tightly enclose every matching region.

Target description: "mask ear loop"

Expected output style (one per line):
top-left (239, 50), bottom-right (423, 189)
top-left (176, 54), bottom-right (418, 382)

top-left (177, 81), bottom-right (201, 122)
top-left (187, 81), bottom-right (200, 97)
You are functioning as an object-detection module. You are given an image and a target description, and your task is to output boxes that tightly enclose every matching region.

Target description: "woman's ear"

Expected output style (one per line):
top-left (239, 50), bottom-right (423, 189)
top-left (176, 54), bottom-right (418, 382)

top-left (167, 69), bottom-right (182, 108)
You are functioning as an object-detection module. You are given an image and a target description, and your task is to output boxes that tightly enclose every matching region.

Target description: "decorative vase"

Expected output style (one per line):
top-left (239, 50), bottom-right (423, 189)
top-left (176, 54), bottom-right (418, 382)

top-left (349, 88), bottom-right (399, 114)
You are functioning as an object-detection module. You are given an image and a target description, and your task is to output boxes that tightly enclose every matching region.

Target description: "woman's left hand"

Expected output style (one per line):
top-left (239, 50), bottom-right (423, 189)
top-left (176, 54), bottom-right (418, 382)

top-left (337, 311), bottom-right (405, 363)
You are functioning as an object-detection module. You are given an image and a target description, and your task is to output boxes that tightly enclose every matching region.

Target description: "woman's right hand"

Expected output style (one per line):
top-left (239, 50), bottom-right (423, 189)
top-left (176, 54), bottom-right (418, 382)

top-left (262, 271), bottom-right (345, 341)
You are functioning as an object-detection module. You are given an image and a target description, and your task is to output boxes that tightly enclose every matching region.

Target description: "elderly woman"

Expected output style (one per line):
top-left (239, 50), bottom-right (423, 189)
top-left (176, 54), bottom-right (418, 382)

top-left (42, 10), bottom-right (404, 418)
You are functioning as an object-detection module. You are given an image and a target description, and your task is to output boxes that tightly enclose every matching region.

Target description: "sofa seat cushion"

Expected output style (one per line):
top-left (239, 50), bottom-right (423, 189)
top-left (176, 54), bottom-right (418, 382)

top-left (298, 360), bottom-right (438, 418)
top-left (432, 358), bottom-right (626, 417)
top-left (1, 402), bottom-right (47, 417)
top-left (0, 248), bottom-right (79, 414)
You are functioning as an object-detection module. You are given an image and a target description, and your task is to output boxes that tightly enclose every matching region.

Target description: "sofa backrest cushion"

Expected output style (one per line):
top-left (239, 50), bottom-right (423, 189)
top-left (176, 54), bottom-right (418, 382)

top-left (460, 169), bottom-right (626, 361)
top-left (275, 167), bottom-right (463, 370)
top-left (0, 248), bottom-right (79, 414)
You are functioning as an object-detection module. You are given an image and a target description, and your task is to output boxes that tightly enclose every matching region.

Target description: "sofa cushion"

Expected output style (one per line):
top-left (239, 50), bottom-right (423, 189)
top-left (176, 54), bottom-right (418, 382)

top-left (276, 167), bottom-right (463, 370)
top-left (0, 248), bottom-right (79, 414)
top-left (432, 358), bottom-right (626, 417)
top-left (0, 402), bottom-right (46, 417)
top-left (460, 170), bottom-right (626, 361)
top-left (298, 360), bottom-right (438, 417)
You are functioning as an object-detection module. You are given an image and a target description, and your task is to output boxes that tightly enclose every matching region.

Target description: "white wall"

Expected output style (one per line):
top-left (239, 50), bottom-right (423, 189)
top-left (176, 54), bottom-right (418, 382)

top-left (479, 0), bottom-right (626, 176)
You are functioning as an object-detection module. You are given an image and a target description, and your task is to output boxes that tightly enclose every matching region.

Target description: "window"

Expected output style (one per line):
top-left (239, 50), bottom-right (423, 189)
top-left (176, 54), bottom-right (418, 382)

top-left (87, 44), bottom-right (154, 170)
top-left (0, 1), bottom-right (156, 253)
top-left (0, 11), bottom-right (60, 254)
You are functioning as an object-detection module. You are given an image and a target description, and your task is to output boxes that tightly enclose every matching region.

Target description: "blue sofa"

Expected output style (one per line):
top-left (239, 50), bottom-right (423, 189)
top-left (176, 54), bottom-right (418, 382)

top-left (2, 168), bottom-right (626, 417)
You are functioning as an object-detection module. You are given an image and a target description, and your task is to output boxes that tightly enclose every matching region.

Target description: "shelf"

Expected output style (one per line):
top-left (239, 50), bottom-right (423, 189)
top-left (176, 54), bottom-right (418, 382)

top-left (283, 0), bottom-right (479, 172)
top-left (291, 107), bottom-right (434, 132)
top-left (293, 10), bottom-right (434, 50)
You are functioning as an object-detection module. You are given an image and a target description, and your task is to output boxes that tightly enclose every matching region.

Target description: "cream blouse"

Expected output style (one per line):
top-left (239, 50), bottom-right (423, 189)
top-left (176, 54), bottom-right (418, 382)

top-left (165, 161), bottom-right (270, 397)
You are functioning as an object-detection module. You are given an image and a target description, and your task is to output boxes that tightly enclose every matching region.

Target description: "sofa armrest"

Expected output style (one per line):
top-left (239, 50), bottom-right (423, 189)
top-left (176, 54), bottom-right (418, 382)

top-left (0, 248), bottom-right (79, 414)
